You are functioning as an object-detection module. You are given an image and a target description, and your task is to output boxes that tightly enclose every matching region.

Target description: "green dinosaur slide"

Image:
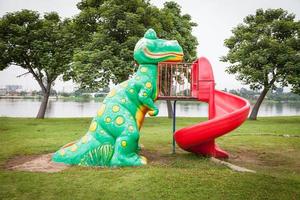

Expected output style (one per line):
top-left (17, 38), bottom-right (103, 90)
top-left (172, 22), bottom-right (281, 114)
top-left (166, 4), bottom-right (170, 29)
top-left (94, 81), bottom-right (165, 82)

top-left (52, 29), bottom-right (183, 167)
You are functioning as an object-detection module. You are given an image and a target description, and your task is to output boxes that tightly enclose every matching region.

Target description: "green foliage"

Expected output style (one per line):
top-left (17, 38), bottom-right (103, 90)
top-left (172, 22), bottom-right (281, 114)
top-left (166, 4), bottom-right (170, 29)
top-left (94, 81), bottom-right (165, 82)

top-left (221, 9), bottom-right (300, 93)
top-left (0, 10), bottom-right (75, 90)
top-left (68, 0), bottom-right (198, 90)
top-left (158, 2), bottom-right (198, 62)
top-left (0, 10), bottom-right (77, 118)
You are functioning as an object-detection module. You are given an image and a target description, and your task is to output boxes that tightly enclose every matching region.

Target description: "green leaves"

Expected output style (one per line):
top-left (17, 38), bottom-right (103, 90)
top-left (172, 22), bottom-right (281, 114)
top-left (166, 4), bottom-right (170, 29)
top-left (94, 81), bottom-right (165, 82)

top-left (222, 8), bottom-right (300, 93)
top-left (0, 10), bottom-right (79, 117)
top-left (69, 0), bottom-right (198, 90)
top-left (0, 10), bottom-right (76, 84)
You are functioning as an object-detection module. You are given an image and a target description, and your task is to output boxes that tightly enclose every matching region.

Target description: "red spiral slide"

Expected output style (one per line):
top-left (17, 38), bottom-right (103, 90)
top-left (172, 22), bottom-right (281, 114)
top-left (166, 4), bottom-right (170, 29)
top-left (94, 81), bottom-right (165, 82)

top-left (174, 57), bottom-right (250, 158)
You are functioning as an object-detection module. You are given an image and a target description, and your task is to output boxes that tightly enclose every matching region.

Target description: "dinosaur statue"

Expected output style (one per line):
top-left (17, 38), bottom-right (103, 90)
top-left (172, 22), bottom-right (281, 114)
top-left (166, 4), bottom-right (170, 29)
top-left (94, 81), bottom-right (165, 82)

top-left (52, 29), bottom-right (183, 167)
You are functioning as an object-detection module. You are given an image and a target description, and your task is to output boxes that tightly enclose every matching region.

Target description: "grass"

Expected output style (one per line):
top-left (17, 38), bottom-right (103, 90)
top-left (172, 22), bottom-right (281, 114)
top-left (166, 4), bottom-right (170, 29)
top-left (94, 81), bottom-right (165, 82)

top-left (0, 116), bottom-right (299, 200)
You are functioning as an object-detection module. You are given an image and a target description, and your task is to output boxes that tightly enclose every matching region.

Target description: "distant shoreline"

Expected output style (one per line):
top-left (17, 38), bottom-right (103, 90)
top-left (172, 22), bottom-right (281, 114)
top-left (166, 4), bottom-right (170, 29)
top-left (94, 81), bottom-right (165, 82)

top-left (0, 96), bottom-right (56, 99)
top-left (1, 96), bottom-right (300, 103)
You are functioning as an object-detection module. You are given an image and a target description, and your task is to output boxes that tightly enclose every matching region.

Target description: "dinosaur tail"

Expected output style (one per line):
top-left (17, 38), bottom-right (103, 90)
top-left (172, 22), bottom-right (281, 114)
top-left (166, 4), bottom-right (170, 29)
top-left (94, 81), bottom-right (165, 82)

top-left (52, 134), bottom-right (113, 166)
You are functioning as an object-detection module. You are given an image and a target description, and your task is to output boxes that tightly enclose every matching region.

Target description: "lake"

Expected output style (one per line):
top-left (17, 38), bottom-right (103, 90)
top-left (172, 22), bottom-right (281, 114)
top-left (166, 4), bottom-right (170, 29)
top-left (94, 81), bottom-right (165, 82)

top-left (0, 98), bottom-right (300, 118)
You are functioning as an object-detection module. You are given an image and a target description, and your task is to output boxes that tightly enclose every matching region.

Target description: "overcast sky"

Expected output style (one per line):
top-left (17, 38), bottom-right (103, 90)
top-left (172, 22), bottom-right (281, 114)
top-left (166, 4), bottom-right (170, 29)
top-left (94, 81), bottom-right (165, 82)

top-left (0, 0), bottom-right (299, 92)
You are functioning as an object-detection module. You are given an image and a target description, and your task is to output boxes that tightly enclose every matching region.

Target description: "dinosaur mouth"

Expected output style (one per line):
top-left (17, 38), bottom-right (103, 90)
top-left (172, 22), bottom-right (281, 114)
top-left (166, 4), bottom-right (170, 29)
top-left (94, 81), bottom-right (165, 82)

top-left (143, 48), bottom-right (183, 61)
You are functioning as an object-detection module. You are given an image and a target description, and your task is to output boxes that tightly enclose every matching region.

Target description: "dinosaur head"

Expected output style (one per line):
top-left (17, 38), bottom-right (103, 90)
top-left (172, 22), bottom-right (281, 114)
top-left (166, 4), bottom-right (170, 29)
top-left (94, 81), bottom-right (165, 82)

top-left (134, 29), bottom-right (183, 64)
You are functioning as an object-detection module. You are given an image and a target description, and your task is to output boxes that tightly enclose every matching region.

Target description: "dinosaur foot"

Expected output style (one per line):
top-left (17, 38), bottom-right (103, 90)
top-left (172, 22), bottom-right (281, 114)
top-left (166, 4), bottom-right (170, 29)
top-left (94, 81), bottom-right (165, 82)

top-left (110, 154), bottom-right (147, 167)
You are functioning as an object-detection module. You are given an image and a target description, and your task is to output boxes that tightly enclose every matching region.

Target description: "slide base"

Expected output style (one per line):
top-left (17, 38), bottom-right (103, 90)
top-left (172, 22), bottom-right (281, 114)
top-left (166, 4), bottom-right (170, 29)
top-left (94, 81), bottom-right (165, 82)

top-left (189, 140), bottom-right (229, 158)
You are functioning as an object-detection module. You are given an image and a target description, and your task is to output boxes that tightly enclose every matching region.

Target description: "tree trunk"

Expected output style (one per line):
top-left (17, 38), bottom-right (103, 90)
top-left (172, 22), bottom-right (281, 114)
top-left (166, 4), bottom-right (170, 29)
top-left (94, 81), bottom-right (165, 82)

top-left (36, 88), bottom-right (50, 119)
top-left (166, 100), bottom-right (173, 118)
top-left (249, 87), bottom-right (269, 120)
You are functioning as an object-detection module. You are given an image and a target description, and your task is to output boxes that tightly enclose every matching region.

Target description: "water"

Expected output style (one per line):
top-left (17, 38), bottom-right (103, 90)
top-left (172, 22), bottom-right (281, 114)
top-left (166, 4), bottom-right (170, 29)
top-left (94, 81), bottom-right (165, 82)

top-left (0, 98), bottom-right (300, 118)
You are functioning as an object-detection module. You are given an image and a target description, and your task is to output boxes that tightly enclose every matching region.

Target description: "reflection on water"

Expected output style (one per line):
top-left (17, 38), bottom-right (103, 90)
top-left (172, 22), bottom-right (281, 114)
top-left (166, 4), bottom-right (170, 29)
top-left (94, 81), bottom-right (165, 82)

top-left (0, 98), bottom-right (300, 117)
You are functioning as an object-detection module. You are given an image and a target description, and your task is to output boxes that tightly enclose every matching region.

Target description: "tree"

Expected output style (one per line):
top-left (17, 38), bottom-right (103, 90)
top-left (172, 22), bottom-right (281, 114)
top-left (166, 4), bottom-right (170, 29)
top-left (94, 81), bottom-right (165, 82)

top-left (158, 1), bottom-right (198, 62)
top-left (221, 8), bottom-right (300, 120)
top-left (68, 0), bottom-right (154, 89)
top-left (68, 0), bottom-right (198, 118)
top-left (156, 1), bottom-right (198, 118)
top-left (0, 10), bottom-right (75, 118)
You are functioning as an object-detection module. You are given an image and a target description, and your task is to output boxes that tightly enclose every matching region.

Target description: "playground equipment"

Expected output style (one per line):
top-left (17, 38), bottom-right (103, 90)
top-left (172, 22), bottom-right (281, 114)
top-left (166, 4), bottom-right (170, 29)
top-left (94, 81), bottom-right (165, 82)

top-left (52, 29), bottom-right (183, 167)
top-left (52, 29), bottom-right (250, 167)
top-left (157, 59), bottom-right (250, 158)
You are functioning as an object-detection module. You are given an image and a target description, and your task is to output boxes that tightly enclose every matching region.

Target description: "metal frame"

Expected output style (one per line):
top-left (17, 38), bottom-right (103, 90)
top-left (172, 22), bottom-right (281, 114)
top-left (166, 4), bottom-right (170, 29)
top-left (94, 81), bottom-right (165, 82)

top-left (172, 100), bottom-right (177, 154)
top-left (157, 62), bottom-right (195, 100)
top-left (157, 62), bottom-right (199, 154)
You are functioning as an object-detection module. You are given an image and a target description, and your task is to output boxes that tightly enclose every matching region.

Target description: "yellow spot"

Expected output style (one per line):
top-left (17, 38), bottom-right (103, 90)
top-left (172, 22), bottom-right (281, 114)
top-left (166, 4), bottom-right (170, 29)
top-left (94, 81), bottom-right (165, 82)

top-left (115, 116), bottom-right (124, 125)
top-left (60, 149), bottom-right (65, 156)
top-left (105, 117), bottom-right (111, 123)
top-left (129, 89), bottom-right (134, 93)
top-left (71, 145), bottom-right (78, 152)
top-left (97, 104), bottom-right (106, 117)
top-left (99, 130), bottom-right (105, 134)
top-left (120, 81), bottom-right (128, 88)
top-left (135, 76), bottom-right (141, 80)
top-left (145, 82), bottom-right (152, 88)
top-left (143, 92), bottom-right (147, 96)
top-left (128, 125), bottom-right (134, 132)
top-left (112, 105), bottom-right (120, 112)
top-left (140, 67), bottom-right (148, 73)
top-left (89, 121), bottom-right (97, 132)
top-left (107, 89), bottom-right (116, 97)
top-left (121, 98), bottom-right (126, 103)
top-left (82, 135), bottom-right (88, 144)
top-left (121, 140), bottom-right (127, 147)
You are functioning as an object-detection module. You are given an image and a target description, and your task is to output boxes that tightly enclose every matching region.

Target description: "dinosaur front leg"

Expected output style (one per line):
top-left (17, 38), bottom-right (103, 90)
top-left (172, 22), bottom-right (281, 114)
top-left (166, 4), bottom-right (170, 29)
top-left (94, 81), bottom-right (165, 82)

top-left (138, 88), bottom-right (159, 116)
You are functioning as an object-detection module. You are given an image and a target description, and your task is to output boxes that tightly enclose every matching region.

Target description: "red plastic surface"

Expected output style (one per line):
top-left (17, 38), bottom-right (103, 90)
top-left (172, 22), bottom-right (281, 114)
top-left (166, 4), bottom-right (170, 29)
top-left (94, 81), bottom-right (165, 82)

top-left (174, 57), bottom-right (250, 158)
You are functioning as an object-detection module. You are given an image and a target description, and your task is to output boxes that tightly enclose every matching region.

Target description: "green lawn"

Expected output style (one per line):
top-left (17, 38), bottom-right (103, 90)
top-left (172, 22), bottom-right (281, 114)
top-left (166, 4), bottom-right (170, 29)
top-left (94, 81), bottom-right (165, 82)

top-left (0, 116), bottom-right (299, 200)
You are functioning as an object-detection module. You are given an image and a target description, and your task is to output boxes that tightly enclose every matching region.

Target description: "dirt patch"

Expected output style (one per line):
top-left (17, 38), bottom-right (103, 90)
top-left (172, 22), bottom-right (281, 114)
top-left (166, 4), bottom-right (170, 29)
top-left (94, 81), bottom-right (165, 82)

top-left (5, 150), bottom-right (172, 172)
top-left (5, 153), bottom-right (69, 173)
top-left (229, 150), bottom-right (264, 165)
top-left (228, 149), bottom-right (280, 170)
top-left (6, 149), bottom-right (263, 172)
top-left (141, 149), bottom-right (174, 165)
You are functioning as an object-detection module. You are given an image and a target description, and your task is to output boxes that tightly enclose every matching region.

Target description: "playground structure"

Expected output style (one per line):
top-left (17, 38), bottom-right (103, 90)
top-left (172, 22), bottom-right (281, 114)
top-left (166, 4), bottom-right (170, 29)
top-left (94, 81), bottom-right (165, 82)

top-left (52, 29), bottom-right (250, 167)
top-left (157, 58), bottom-right (250, 158)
